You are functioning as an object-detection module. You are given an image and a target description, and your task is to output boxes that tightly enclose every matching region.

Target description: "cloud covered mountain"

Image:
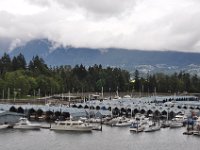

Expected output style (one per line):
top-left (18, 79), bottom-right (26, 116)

top-left (8, 39), bottom-right (200, 75)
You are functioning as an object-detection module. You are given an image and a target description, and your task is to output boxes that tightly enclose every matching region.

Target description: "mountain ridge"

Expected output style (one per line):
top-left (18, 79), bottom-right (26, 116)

top-left (7, 39), bottom-right (200, 75)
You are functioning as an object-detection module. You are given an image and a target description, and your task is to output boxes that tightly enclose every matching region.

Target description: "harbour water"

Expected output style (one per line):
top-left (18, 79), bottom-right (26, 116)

top-left (0, 125), bottom-right (199, 150)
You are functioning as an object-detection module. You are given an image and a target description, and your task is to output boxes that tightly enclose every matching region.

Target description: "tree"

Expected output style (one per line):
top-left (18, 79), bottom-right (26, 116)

top-left (12, 53), bottom-right (26, 70)
top-left (0, 53), bottom-right (12, 75)
top-left (28, 55), bottom-right (49, 76)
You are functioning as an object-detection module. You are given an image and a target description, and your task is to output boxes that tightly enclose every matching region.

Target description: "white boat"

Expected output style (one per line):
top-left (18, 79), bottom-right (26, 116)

top-left (144, 124), bottom-right (161, 132)
top-left (115, 119), bottom-right (133, 127)
top-left (193, 122), bottom-right (200, 136)
top-left (106, 117), bottom-right (126, 126)
top-left (193, 131), bottom-right (200, 136)
top-left (0, 124), bottom-right (9, 129)
top-left (50, 120), bottom-right (93, 132)
top-left (134, 114), bottom-right (149, 125)
top-left (87, 118), bottom-right (102, 123)
top-left (130, 122), bottom-right (145, 133)
top-left (170, 121), bottom-right (183, 128)
top-left (161, 121), bottom-right (170, 128)
top-left (91, 124), bottom-right (102, 131)
top-left (13, 118), bottom-right (41, 130)
top-left (172, 114), bottom-right (187, 123)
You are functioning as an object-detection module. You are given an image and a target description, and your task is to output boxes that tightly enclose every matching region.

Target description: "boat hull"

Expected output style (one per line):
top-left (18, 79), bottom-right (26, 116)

top-left (50, 126), bottom-right (93, 132)
top-left (130, 126), bottom-right (145, 133)
top-left (115, 122), bottom-right (132, 127)
top-left (144, 126), bottom-right (161, 132)
top-left (13, 125), bottom-right (41, 130)
top-left (0, 124), bottom-right (9, 129)
top-left (170, 122), bottom-right (183, 128)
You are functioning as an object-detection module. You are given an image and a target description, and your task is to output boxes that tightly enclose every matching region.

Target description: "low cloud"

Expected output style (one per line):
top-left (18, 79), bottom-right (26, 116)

top-left (0, 0), bottom-right (200, 52)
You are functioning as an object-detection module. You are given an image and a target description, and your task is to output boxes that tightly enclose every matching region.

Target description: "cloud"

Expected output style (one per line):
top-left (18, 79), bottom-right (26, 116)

top-left (0, 0), bottom-right (200, 52)
top-left (27, 0), bottom-right (136, 17)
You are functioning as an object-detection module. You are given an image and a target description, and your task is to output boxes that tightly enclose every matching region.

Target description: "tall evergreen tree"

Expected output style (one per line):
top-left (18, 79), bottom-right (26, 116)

top-left (0, 53), bottom-right (12, 75)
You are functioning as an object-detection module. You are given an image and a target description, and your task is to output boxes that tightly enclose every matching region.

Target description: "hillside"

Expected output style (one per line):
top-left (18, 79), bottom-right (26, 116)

top-left (9, 39), bottom-right (200, 75)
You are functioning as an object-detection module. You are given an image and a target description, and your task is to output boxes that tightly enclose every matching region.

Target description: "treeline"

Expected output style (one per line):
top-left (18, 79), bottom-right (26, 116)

top-left (0, 53), bottom-right (130, 98)
top-left (133, 70), bottom-right (200, 94)
top-left (0, 53), bottom-right (200, 99)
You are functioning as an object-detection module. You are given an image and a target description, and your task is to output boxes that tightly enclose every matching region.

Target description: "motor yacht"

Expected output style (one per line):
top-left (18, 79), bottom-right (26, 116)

top-left (130, 122), bottom-right (145, 133)
top-left (50, 120), bottom-right (93, 132)
top-left (0, 124), bottom-right (9, 129)
top-left (13, 118), bottom-right (41, 130)
top-left (170, 121), bottom-right (183, 128)
top-left (144, 123), bottom-right (161, 132)
top-left (114, 117), bottom-right (133, 127)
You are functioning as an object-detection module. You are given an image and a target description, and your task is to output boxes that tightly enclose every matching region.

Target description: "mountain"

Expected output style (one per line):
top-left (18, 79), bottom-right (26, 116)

top-left (8, 39), bottom-right (200, 75)
top-left (10, 39), bottom-right (51, 62)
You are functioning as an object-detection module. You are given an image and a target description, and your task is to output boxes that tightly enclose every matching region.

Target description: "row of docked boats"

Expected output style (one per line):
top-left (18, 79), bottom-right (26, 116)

top-left (103, 114), bottom-right (189, 133)
top-left (0, 117), bottom-right (96, 132)
top-left (51, 120), bottom-right (93, 131)
top-left (1, 113), bottom-right (200, 134)
top-left (0, 118), bottom-right (41, 130)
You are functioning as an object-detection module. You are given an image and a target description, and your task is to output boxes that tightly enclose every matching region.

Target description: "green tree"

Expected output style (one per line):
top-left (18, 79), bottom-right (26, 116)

top-left (28, 55), bottom-right (49, 76)
top-left (12, 53), bottom-right (26, 70)
top-left (0, 53), bottom-right (12, 75)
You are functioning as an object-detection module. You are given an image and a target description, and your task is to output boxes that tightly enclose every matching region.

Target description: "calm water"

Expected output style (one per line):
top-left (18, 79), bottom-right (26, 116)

top-left (0, 125), bottom-right (199, 150)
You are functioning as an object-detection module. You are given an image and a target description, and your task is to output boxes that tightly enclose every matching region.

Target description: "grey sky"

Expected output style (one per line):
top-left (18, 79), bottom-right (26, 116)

top-left (0, 0), bottom-right (200, 52)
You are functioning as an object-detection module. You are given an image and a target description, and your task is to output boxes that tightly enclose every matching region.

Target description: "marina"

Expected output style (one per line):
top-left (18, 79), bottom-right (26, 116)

top-left (0, 95), bottom-right (200, 150)
top-left (1, 0), bottom-right (200, 149)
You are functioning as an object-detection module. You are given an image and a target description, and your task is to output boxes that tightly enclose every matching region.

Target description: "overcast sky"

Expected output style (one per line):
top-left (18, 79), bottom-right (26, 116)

top-left (0, 0), bottom-right (200, 52)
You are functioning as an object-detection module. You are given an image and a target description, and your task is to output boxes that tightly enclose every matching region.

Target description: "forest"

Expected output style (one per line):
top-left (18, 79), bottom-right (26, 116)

top-left (0, 53), bottom-right (199, 99)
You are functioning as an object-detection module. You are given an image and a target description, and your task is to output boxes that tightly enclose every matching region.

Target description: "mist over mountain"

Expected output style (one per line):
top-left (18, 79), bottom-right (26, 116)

top-left (8, 39), bottom-right (200, 75)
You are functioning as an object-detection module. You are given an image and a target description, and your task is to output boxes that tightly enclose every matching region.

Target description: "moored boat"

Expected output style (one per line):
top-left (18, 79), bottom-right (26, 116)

top-left (50, 120), bottom-right (93, 132)
top-left (170, 121), bottom-right (183, 128)
top-left (13, 118), bottom-right (41, 130)
top-left (193, 131), bottom-right (200, 136)
top-left (144, 124), bottom-right (161, 132)
top-left (115, 118), bottom-right (133, 127)
top-left (0, 124), bottom-right (9, 129)
top-left (130, 122), bottom-right (145, 133)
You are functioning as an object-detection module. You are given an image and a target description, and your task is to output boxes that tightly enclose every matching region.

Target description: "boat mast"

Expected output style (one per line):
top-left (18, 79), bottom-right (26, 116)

top-left (68, 91), bottom-right (70, 107)
top-left (101, 87), bottom-right (104, 100)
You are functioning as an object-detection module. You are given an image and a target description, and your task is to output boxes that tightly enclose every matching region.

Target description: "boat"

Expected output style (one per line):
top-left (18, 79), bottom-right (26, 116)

top-left (130, 122), bottom-right (145, 133)
top-left (183, 131), bottom-right (193, 135)
top-left (13, 118), bottom-right (41, 130)
top-left (161, 121), bottom-right (170, 128)
top-left (115, 118), bottom-right (133, 127)
top-left (50, 120), bottom-right (93, 132)
top-left (193, 131), bottom-right (200, 136)
top-left (144, 124), bottom-right (161, 132)
top-left (143, 120), bottom-right (161, 132)
top-left (170, 121), bottom-right (183, 128)
top-left (105, 117), bottom-right (125, 126)
top-left (134, 114), bottom-right (149, 125)
top-left (0, 124), bottom-right (9, 129)
top-left (92, 124), bottom-right (102, 131)
top-left (86, 118), bottom-right (102, 123)
top-left (193, 123), bottom-right (200, 136)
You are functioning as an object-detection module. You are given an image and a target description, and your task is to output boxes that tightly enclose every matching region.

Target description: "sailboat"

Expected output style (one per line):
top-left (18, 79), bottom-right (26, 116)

top-left (144, 112), bottom-right (161, 132)
top-left (161, 109), bottom-right (170, 128)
